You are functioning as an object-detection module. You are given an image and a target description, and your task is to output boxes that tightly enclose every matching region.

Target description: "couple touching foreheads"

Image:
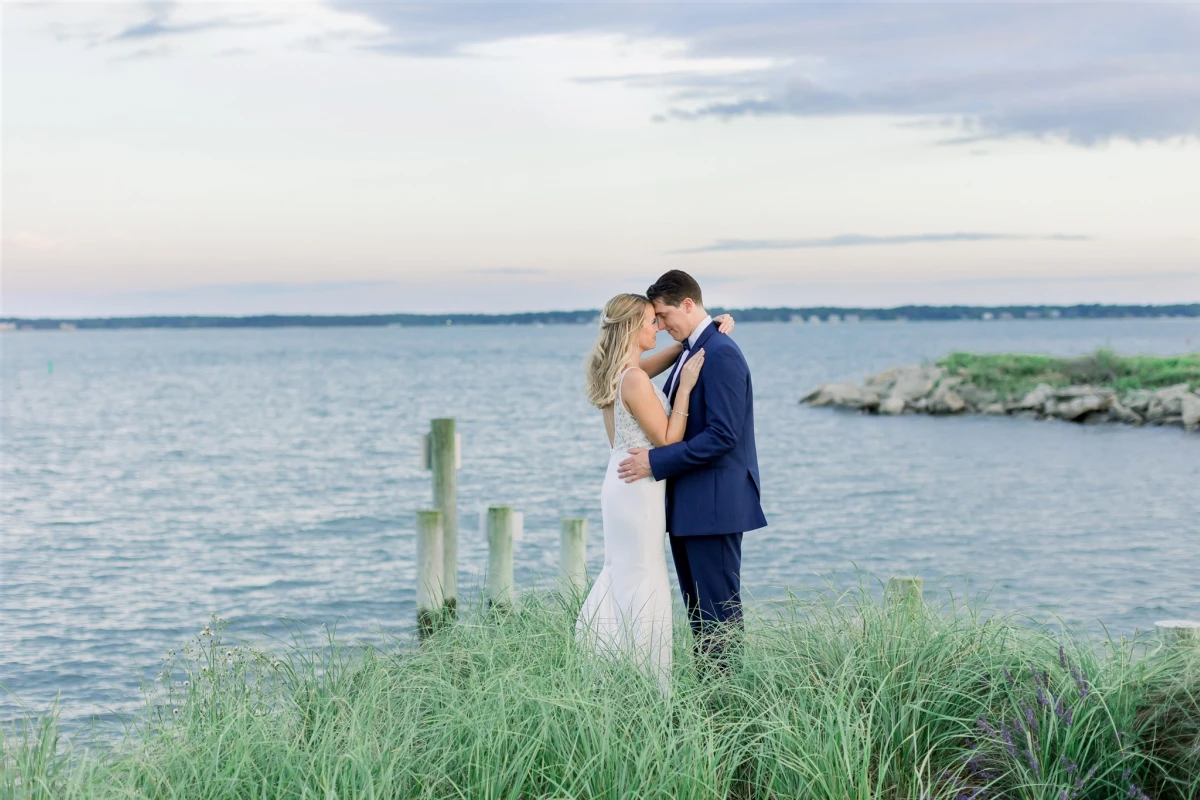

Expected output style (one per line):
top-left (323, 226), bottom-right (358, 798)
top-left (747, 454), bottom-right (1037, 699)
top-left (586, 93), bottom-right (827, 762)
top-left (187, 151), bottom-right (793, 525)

top-left (575, 270), bottom-right (766, 691)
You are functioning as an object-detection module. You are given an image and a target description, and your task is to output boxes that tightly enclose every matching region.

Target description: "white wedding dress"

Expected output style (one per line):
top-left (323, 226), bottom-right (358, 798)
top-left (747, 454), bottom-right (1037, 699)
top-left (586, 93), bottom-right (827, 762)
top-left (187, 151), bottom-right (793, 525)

top-left (575, 369), bottom-right (673, 692)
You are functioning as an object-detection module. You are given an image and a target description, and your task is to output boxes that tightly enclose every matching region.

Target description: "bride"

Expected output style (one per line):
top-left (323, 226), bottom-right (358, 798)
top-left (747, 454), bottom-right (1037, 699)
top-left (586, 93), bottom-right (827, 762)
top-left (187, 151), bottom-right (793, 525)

top-left (575, 293), bottom-right (733, 689)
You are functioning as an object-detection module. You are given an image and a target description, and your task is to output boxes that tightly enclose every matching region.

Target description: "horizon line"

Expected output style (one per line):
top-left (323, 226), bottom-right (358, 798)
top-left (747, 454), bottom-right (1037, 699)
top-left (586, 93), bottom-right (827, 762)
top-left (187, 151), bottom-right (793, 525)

top-left (4, 301), bottom-right (1199, 325)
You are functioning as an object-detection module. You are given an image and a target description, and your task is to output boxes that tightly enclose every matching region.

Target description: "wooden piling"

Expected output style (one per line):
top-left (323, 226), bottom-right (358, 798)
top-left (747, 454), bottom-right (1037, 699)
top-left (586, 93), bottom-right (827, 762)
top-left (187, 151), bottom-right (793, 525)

top-left (887, 576), bottom-right (924, 605)
top-left (416, 510), bottom-right (444, 640)
top-left (559, 518), bottom-right (588, 594)
top-left (1155, 619), bottom-right (1200, 648)
top-left (486, 505), bottom-right (515, 611)
top-left (429, 419), bottom-right (459, 616)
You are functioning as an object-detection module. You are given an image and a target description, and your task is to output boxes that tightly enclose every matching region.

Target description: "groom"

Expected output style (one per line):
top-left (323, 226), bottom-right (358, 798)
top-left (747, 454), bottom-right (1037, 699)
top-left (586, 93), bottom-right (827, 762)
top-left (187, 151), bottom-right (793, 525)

top-left (618, 270), bottom-right (767, 670)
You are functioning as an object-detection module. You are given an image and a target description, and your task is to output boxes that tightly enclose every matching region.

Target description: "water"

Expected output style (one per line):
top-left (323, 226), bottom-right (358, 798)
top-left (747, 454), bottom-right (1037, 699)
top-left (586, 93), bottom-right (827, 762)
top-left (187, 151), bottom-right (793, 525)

top-left (2, 319), bottom-right (1198, 730)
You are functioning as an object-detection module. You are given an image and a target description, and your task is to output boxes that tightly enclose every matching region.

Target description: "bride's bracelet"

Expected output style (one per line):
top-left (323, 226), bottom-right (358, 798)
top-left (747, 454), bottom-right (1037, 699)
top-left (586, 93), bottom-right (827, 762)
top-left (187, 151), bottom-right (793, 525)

top-left (671, 409), bottom-right (688, 417)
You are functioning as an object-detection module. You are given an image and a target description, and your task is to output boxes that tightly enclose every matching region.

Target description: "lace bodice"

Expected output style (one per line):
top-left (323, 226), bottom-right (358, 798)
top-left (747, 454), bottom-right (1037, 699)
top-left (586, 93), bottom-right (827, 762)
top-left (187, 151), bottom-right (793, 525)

top-left (612, 368), bottom-right (672, 452)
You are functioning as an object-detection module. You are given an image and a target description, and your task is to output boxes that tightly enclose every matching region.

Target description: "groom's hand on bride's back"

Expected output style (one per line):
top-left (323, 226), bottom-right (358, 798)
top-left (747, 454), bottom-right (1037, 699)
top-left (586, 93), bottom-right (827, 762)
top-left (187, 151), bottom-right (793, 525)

top-left (618, 448), bottom-right (652, 483)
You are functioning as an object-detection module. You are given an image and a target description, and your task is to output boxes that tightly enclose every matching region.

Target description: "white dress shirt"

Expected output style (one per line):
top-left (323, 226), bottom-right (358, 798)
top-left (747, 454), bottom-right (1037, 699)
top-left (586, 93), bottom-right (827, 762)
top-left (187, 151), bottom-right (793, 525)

top-left (666, 315), bottom-right (713, 400)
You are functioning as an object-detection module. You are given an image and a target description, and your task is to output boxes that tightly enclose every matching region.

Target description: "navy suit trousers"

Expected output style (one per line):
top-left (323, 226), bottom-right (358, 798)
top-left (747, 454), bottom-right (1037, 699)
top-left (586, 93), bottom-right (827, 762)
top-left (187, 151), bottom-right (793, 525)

top-left (669, 531), bottom-right (743, 660)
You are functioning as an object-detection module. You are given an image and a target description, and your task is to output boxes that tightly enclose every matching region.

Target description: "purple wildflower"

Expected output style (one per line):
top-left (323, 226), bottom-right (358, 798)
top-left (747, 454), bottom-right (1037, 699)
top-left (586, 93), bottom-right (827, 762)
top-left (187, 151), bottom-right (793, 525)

top-left (1022, 703), bottom-right (1038, 732)
top-left (1054, 696), bottom-right (1065, 717)
top-left (1059, 792), bottom-right (1069, 800)
top-left (1059, 754), bottom-right (1077, 775)
top-left (1036, 684), bottom-right (1049, 707)
top-left (1063, 706), bottom-right (1074, 726)
top-left (976, 716), bottom-right (993, 735)
top-left (1059, 644), bottom-right (1068, 668)
top-left (1024, 748), bottom-right (1040, 774)
top-left (1003, 667), bottom-right (1015, 687)
top-left (1000, 723), bottom-right (1017, 758)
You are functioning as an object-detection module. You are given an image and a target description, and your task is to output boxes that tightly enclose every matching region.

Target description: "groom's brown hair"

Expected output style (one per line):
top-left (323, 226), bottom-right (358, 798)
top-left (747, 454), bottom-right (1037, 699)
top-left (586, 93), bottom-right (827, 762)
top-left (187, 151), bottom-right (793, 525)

top-left (646, 270), bottom-right (703, 308)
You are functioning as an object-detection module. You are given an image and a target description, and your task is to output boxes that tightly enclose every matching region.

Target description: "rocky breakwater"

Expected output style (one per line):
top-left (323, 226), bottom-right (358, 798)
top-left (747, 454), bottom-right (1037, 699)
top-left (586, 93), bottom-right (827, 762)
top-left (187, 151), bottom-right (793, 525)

top-left (802, 364), bottom-right (1200, 431)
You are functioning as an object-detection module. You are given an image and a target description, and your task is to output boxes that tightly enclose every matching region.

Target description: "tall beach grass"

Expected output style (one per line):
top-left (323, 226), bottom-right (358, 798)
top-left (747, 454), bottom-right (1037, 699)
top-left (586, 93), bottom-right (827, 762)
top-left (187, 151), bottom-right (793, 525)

top-left (3, 586), bottom-right (1198, 799)
top-left (937, 350), bottom-right (1200, 397)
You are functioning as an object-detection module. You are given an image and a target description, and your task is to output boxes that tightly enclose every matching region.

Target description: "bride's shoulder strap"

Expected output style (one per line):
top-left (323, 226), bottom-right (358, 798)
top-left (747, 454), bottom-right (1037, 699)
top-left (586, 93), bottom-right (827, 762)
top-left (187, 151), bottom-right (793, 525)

top-left (616, 366), bottom-right (643, 406)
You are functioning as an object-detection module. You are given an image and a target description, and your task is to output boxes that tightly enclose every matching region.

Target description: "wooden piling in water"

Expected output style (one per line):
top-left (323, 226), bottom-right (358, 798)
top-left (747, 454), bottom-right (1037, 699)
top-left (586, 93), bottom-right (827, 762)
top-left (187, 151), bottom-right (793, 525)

top-left (428, 419), bottom-right (459, 616)
top-left (416, 510), bottom-right (444, 640)
top-left (887, 575), bottom-right (923, 605)
top-left (486, 505), bottom-right (515, 611)
top-left (559, 518), bottom-right (588, 594)
top-left (1155, 619), bottom-right (1200, 648)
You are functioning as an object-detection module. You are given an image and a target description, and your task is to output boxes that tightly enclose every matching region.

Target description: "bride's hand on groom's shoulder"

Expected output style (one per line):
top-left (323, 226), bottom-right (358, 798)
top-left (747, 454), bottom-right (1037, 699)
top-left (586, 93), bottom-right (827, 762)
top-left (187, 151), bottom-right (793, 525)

top-left (715, 314), bottom-right (735, 335)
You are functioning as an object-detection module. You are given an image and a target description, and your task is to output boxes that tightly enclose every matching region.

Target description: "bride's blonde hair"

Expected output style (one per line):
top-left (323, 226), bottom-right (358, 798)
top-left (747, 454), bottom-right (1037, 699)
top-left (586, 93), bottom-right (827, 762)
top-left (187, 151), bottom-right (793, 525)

top-left (585, 293), bottom-right (650, 408)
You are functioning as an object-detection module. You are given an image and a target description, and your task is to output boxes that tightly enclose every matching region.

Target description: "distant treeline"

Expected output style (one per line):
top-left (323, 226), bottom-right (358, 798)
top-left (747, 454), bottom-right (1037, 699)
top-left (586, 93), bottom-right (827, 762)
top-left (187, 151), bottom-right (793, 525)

top-left (3, 304), bottom-right (1198, 330)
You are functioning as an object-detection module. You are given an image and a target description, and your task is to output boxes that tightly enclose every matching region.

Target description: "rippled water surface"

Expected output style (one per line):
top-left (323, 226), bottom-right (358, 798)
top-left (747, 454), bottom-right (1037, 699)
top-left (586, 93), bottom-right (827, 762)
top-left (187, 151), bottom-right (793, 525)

top-left (2, 319), bottom-right (1198, 729)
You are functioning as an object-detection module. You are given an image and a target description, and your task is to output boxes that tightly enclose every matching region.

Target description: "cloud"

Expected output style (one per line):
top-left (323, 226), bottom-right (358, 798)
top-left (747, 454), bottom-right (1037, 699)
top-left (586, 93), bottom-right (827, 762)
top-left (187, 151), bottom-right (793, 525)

top-left (0, 231), bottom-right (72, 253)
top-left (340, 2), bottom-right (1200, 144)
top-left (672, 233), bottom-right (1095, 255)
top-left (112, 18), bottom-right (227, 41)
top-left (468, 268), bottom-right (547, 276)
top-left (136, 280), bottom-right (398, 298)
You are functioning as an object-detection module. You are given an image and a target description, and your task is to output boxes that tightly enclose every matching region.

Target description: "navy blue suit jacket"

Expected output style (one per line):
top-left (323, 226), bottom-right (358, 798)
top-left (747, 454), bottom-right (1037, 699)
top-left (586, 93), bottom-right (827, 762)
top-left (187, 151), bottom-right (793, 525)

top-left (647, 323), bottom-right (767, 537)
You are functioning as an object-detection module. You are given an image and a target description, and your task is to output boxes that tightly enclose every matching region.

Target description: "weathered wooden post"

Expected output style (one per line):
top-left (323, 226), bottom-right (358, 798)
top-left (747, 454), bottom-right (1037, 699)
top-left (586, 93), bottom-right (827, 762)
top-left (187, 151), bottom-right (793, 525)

top-left (1154, 619), bottom-right (1200, 648)
top-left (423, 419), bottom-right (461, 617)
top-left (486, 505), bottom-right (515, 611)
top-left (559, 518), bottom-right (588, 595)
top-left (415, 510), bottom-right (444, 640)
top-left (887, 576), bottom-right (923, 606)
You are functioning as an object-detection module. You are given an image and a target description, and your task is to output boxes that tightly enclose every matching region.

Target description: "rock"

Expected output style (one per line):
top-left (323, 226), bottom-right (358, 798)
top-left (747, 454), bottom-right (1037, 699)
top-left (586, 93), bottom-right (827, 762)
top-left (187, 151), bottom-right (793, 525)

top-left (799, 386), bottom-right (824, 404)
top-left (1122, 390), bottom-right (1153, 414)
top-left (807, 380), bottom-right (864, 408)
top-left (936, 391), bottom-right (966, 414)
top-left (888, 365), bottom-right (944, 404)
top-left (983, 403), bottom-right (1007, 415)
top-left (1146, 383), bottom-right (1192, 421)
top-left (959, 384), bottom-right (998, 412)
top-left (801, 381), bottom-right (880, 410)
top-left (1053, 386), bottom-right (1115, 399)
top-left (1108, 400), bottom-right (1144, 425)
top-left (1049, 393), bottom-right (1111, 422)
top-left (1150, 415), bottom-right (1184, 427)
top-left (929, 379), bottom-right (967, 414)
top-left (863, 367), bottom-right (904, 397)
top-left (1014, 383), bottom-right (1055, 412)
top-left (1182, 392), bottom-right (1200, 431)
top-left (880, 396), bottom-right (906, 415)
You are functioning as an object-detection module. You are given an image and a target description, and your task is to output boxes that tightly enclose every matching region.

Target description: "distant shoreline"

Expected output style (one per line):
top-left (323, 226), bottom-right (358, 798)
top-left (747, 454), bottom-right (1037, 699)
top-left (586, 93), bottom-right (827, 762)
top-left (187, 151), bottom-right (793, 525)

top-left (2, 303), bottom-right (1198, 331)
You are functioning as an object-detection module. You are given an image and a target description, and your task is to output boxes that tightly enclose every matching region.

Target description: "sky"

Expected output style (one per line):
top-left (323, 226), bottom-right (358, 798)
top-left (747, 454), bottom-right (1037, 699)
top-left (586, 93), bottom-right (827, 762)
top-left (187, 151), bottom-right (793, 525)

top-left (3, 1), bottom-right (1200, 316)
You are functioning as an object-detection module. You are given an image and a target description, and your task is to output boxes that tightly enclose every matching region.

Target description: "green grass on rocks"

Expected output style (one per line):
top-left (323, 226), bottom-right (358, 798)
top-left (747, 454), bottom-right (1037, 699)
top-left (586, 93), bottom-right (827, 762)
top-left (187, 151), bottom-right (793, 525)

top-left (936, 349), bottom-right (1200, 398)
top-left (3, 588), bottom-right (1199, 799)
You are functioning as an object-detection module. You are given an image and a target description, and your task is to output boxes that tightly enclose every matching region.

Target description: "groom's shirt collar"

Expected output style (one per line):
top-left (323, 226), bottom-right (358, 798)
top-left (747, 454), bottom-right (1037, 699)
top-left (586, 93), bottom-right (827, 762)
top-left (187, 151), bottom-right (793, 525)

top-left (686, 315), bottom-right (713, 349)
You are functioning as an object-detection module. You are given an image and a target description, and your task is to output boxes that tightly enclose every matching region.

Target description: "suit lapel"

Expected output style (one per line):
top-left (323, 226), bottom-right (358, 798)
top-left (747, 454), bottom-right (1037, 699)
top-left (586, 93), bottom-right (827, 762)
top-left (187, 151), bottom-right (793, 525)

top-left (691, 322), bottom-right (718, 352)
top-left (665, 357), bottom-right (683, 405)
top-left (667, 323), bottom-right (719, 404)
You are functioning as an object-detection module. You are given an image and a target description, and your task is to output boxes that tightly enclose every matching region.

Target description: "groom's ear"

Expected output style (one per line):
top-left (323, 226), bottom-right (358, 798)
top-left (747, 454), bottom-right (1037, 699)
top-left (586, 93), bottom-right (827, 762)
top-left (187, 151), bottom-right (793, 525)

top-left (680, 298), bottom-right (694, 314)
